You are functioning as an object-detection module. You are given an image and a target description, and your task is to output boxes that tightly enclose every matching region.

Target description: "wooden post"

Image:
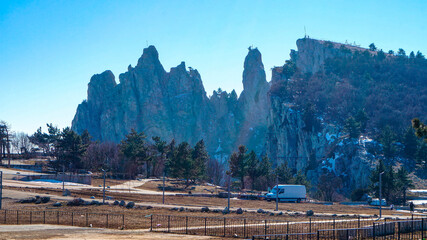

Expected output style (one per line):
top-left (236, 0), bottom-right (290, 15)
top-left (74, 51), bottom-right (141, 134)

top-left (122, 214), bottom-right (124, 228)
top-left (185, 216), bottom-right (188, 234)
top-left (167, 215), bottom-right (170, 233)
top-left (30, 211), bottom-right (32, 224)
top-left (398, 221), bottom-right (400, 240)
top-left (71, 212), bottom-right (74, 226)
top-left (150, 215), bottom-right (152, 231)
top-left (106, 214), bottom-right (109, 228)
top-left (243, 218), bottom-right (246, 238)
top-left (16, 210), bottom-right (18, 224)
top-left (373, 222), bottom-right (376, 240)
top-left (57, 211), bottom-right (59, 225)
top-left (4, 209), bottom-right (6, 224)
top-left (223, 218), bottom-right (226, 237)
top-left (204, 217), bottom-right (207, 236)
top-left (43, 211), bottom-right (45, 224)
top-left (264, 219), bottom-right (268, 236)
top-left (86, 213), bottom-right (88, 227)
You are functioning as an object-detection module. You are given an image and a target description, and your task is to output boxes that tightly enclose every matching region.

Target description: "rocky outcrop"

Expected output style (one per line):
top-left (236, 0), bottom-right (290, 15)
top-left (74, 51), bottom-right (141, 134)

top-left (72, 46), bottom-right (269, 156)
top-left (73, 39), bottom-right (383, 191)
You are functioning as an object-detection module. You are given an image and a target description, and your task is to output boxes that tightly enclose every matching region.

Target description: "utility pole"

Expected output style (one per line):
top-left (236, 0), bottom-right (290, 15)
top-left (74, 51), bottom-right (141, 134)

top-left (379, 171), bottom-right (384, 218)
top-left (226, 171), bottom-right (231, 211)
top-left (62, 165), bottom-right (65, 195)
top-left (276, 174), bottom-right (279, 211)
top-left (102, 169), bottom-right (106, 204)
top-left (162, 171), bottom-right (165, 204)
top-left (0, 171), bottom-right (3, 210)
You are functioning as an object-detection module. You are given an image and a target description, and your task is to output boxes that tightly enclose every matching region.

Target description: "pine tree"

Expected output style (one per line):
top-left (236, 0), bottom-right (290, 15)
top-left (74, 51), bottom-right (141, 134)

top-left (292, 171), bottom-right (311, 189)
top-left (344, 116), bottom-right (361, 139)
top-left (355, 109), bottom-right (369, 133)
top-left (192, 139), bottom-right (209, 181)
top-left (412, 118), bottom-right (427, 143)
top-left (246, 150), bottom-right (259, 190)
top-left (119, 129), bottom-right (150, 177)
top-left (416, 142), bottom-right (427, 170)
top-left (229, 145), bottom-right (248, 189)
top-left (275, 162), bottom-right (293, 184)
top-left (380, 126), bottom-right (396, 160)
top-left (369, 43), bottom-right (377, 51)
top-left (403, 127), bottom-right (418, 160)
top-left (395, 167), bottom-right (413, 205)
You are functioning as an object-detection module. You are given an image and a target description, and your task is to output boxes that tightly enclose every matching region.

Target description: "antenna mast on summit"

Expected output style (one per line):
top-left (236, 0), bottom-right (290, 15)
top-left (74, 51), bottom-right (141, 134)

top-left (304, 26), bottom-right (307, 38)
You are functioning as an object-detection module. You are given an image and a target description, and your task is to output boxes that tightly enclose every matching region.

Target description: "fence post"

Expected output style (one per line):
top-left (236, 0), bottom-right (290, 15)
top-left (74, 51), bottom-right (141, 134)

top-left (309, 218), bottom-right (312, 233)
top-left (86, 213), bottom-right (88, 227)
top-left (421, 218), bottom-right (424, 240)
top-left (4, 210), bottom-right (6, 224)
top-left (346, 228), bottom-right (349, 240)
top-left (57, 211), bottom-right (59, 225)
top-left (122, 214), bottom-right (124, 228)
top-left (265, 219), bottom-right (268, 236)
top-left (412, 214), bottom-right (414, 239)
top-left (16, 210), bottom-right (18, 224)
top-left (185, 216), bottom-right (188, 234)
top-left (317, 230), bottom-right (320, 240)
top-left (150, 215), bottom-right (152, 231)
top-left (106, 214), bottom-right (109, 228)
top-left (373, 222), bottom-right (375, 240)
top-left (30, 211), bottom-right (32, 224)
top-left (333, 217), bottom-right (335, 239)
top-left (223, 217), bottom-right (226, 237)
top-left (71, 212), bottom-right (74, 226)
top-left (398, 221), bottom-right (400, 240)
top-left (43, 211), bottom-right (45, 224)
top-left (243, 218), bottom-right (246, 238)
top-left (204, 217), bottom-right (207, 236)
top-left (167, 215), bottom-right (170, 233)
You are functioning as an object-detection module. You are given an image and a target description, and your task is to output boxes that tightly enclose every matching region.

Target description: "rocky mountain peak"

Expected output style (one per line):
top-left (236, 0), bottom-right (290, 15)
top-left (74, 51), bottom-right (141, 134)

top-left (242, 47), bottom-right (266, 92)
top-left (136, 45), bottom-right (165, 72)
top-left (87, 70), bottom-right (116, 103)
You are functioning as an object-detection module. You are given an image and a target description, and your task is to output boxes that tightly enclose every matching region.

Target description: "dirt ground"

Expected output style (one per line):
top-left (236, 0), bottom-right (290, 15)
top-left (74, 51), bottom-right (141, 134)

top-left (4, 184), bottom-right (415, 218)
top-left (138, 179), bottom-right (224, 194)
top-left (0, 224), bottom-right (226, 240)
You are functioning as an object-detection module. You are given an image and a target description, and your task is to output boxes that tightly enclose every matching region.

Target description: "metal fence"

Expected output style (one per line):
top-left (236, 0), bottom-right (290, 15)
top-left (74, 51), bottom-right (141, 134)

top-left (252, 218), bottom-right (427, 240)
top-left (150, 214), bottom-right (427, 239)
top-left (0, 209), bottom-right (125, 229)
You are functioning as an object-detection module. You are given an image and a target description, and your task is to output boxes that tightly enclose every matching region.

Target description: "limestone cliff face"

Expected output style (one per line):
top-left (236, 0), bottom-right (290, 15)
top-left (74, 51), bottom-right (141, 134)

top-left (266, 38), bottom-right (375, 190)
top-left (72, 46), bottom-right (269, 156)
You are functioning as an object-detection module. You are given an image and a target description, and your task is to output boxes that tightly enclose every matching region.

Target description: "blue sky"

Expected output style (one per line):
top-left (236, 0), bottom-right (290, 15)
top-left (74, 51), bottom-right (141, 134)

top-left (1, 0), bottom-right (426, 134)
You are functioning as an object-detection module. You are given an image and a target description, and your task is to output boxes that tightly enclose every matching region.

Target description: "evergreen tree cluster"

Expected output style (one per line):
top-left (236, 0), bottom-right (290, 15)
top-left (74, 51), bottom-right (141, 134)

top-left (369, 160), bottom-right (413, 204)
top-left (228, 145), bottom-right (310, 191)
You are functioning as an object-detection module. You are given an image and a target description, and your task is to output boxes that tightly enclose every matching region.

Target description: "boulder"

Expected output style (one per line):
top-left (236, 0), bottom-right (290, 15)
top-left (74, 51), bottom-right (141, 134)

top-left (179, 207), bottom-right (185, 212)
top-left (63, 189), bottom-right (71, 196)
top-left (119, 200), bottom-right (126, 207)
top-left (222, 207), bottom-right (230, 214)
top-left (41, 197), bottom-right (50, 203)
top-left (201, 207), bottom-right (210, 212)
top-left (236, 208), bottom-right (243, 214)
top-left (306, 210), bottom-right (314, 216)
top-left (126, 201), bottom-right (135, 209)
top-left (113, 200), bottom-right (119, 205)
top-left (146, 206), bottom-right (153, 209)
top-left (257, 209), bottom-right (265, 214)
top-left (53, 202), bottom-right (62, 207)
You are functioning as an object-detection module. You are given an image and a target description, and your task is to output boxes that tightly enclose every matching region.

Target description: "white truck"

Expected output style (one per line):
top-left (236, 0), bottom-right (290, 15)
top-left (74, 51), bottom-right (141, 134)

top-left (265, 185), bottom-right (306, 203)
